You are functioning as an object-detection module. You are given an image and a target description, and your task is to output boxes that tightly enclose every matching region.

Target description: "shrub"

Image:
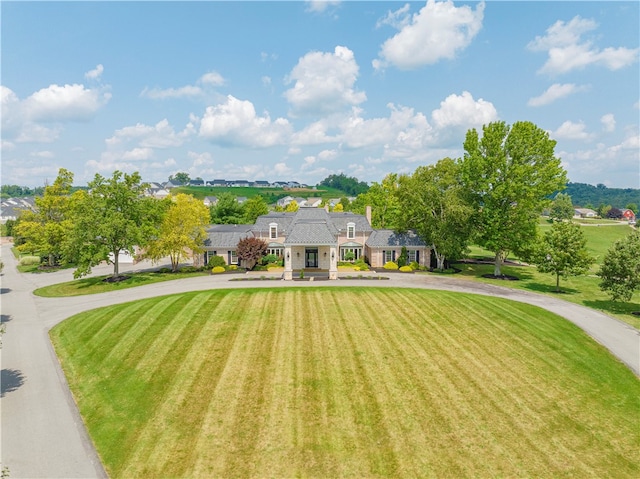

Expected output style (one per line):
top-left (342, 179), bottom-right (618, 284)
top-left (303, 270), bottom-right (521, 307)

top-left (399, 265), bottom-right (413, 273)
top-left (157, 267), bottom-right (172, 274)
top-left (409, 261), bottom-right (420, 270)
top-left (355, 258), bottom-right (369, 271)
top-left (212, 266), bottom-right (226, 274)
top-left (383, 261), bottom-right (398, 270)
top-left (179, 266), bottom-right (199, 273)
top-left (228, 264), bottom-right (238, 270)
top-left (343, 251), bottom-right (355, 261)
top-left (253, 264), bottom-right (268, 271)
top-left (207, 255), bottom-right (226, 268)
top-left (261, 254), bottom-right (278, 265)
top-left (19, 255), bottom-right (40, 266)
top-left (397, 247), bottom-right (408, 268)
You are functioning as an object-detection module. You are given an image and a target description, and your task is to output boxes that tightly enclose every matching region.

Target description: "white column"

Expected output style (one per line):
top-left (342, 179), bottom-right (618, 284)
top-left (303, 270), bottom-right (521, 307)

top-left (329, 245), bottom-right (338, 280)
top-left (284, 246), bottom-right (293, 280)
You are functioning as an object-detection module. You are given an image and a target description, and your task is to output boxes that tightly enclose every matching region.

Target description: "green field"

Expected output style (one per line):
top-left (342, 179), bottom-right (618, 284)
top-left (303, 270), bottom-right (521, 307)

top-left (173, 185), bottom-right (349, 203)
top-left (51, 288), bottom-right (640, 479)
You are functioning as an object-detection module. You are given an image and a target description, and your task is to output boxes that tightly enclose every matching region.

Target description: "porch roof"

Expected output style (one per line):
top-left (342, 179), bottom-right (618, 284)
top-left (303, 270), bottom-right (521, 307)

top-left (284, 222), bottom-right (337, 246)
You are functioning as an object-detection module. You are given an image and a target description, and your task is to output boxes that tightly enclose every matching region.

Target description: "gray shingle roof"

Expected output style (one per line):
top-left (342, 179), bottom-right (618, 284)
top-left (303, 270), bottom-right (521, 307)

top-left (366, 230), bottom-right (426, 247)
top-left (204, 224), bottom-right (254, 248)
top-left (285, 222), bottom-right (337, 245)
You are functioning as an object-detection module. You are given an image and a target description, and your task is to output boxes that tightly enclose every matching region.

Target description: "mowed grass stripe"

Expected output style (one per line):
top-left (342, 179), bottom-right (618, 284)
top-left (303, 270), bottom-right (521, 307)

top-left (51, 288), bottom-right (640, 478)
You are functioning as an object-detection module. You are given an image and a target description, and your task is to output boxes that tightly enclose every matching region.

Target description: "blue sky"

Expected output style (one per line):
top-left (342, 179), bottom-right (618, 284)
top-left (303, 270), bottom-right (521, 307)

top-left (2, 1), bottom-right (639, 188)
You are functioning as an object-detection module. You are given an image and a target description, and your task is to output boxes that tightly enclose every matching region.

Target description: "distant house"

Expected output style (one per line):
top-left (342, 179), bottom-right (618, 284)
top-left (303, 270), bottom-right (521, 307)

top-left (303, 197), bottom-right (323, 208)
top-left (203, 196), bottom-right (218, 207)
top-left (237, 196), bottom-right (248, 204)
top-left (189, 179), bottom-right (205, 187)
top-left (231, 180), bottom-right (250, 188)
top-left (163, 180), bottom-right (182, 189)
top-left (621, 209), bottom-right (636, 221)
top-left (211, 179), bottom-right (227, 187)
top-left (574, 208), bottom-right (597, 218)
top-left (277, 196), bottom-right (294, 208)
top-left (204, 208), bottom-right (429, 279)
top-left (0, 197), bottom-right (36, 224)
top-left (273, 181), bottom-right (288, 188)
top-left (147, 188), bottom-right (170, 199)
top-left (254, 180), bottom-right (270, 188)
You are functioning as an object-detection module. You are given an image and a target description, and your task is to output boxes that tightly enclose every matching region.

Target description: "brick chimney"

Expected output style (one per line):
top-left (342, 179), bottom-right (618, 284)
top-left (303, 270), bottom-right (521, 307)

top-left (365, 205), bottom-right (372, 225)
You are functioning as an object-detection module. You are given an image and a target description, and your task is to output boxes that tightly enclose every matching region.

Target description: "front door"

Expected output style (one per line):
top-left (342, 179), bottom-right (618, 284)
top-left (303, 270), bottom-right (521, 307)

top-left (305, 248), bottom-right (318, 268)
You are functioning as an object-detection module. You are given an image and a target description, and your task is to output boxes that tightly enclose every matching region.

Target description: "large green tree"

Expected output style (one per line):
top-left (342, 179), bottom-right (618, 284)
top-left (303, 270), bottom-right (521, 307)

top-left (461, 121), bottom-right (567, 276)
top-left (351, 173), bottom-right (401, 229)
top-left (169, 172), bottom-right (190, 185)
top-left (397, 158), bottom-right (474, 270)
top-left (68, 171), bottom-right (163, 279)
top-left (550, 192), bottom-right (574, 222)
top-left (14, 168), bottom-right (76, 266)
top-left (243, 195), bottom-right (269, 223)
top-left (534, 221), bottom-right (594, 292)
top-left (597, 229), bottom-right (640, 302)
top-left (145, 193), bottom-right (209, 272)
top-left (210, 193), bottom-right (245, 224)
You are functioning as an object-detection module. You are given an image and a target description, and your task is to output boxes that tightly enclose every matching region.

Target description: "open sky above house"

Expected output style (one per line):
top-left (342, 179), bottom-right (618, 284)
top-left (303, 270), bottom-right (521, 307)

top-left (1, 1), bottom-right (638, 188)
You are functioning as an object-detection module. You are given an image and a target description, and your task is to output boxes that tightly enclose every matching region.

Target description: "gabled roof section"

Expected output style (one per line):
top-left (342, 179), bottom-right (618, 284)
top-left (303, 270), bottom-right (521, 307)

top-left (366, 230), bottom-right (426, 247)
top-left (329, 212), bottom-right (373, 234)
top-left (204, 224), bottom-right (254, 248)
top-left (285, 222), bottom-right (337, 245)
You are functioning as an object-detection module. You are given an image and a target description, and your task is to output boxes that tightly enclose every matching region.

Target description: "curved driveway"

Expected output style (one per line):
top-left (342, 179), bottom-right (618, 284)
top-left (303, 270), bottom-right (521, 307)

top-left (1, 243), bottom-right (638, 478)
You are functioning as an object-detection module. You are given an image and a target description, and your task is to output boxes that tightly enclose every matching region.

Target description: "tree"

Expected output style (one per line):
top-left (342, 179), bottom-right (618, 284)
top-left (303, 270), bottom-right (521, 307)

top-left (285, 200), bottom-right (299, 212)
top-left (351, 173), bottom-right (401, 229)
top-left (332, 203), bottom-right (344, 212)
top-left (625, 203), bottom-right (638, 215)
top-left (597, 204), bottom-right (612, 218)
top-left (606, 207), bottom-right (623, 219)
top-left (550, 192), bottom-right (574, 222)
top-left (210, 193), bottom-right (245, 224)
top-left (461, 121), bottom-right (567, 276)
top-left (169, 172), bottom-right (190, 185)
top-left (243, 195), bottom-right (269, 223)
top-left (67, 171), bottom-right (163, 279)
top-left (145, 193), bottom-right (210, 272)
top-left (319, 173), bottom-right (369, 196)
top-left (597, 230), bottom-right (640, 301)
top-left (14, 168), bottom-right (75, 266)
top-left (236, 237), bottom-right (267, 270)
top-left (534, 221), bottom-right (594, 292)
top-left (397, 158), bottom-right (474, 270)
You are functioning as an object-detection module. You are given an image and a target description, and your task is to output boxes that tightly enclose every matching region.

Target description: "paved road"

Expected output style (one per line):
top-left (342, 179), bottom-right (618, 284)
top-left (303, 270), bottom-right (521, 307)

top-left (1, 243), bottom-right (638, 478)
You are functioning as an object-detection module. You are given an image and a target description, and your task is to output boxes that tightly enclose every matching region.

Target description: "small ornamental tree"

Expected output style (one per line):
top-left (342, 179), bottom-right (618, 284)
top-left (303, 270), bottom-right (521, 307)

top-left (597, 230), bottom-right (640, 302)
top-left (606, 207), bottom-right (623, 220)
top-left (236, 237), bottom-right (267, 270)
top-left (534, 221), bottom-right (594, 292)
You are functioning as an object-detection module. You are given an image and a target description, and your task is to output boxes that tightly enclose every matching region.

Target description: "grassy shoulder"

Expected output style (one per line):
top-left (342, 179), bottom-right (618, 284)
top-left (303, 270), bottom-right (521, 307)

top-left (33, 270), bottom-right (210, 297)
top-left (50, 288), bottom-right (640, 479)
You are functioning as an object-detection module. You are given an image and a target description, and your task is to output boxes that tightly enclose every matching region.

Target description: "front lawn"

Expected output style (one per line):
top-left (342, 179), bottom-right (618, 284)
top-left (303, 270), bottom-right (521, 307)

top-left (51, 288), bottom-right (640, 479)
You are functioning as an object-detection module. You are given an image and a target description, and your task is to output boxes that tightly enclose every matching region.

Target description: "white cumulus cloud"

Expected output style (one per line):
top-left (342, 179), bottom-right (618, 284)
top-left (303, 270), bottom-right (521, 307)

top-left (106, 119), bottom-right (191, 149)
top-left (284, 46), bottom-right (366, 116)
top-left (374, 0), bottom-right (485, 70)
top-left (199, 95), bottom-right (292, 147)
top-left (600, 114), bottom-right (616, 133)
top-left (528, 83), bottom-right (588, 107)
top-left (528, 16), bottom-right (639, 75)
top-left (84, 64), bottom-right (104, 80)
top-left (24, 83), bottom-right (111, 122)
top-left (141, 71), bottom-right (225, 99)
top-left (553, 120), bottom-right (592, 140)
top-left (431, 91), bottom-right (498, 130)
top-left (305, 1), bottom-right (341, 13)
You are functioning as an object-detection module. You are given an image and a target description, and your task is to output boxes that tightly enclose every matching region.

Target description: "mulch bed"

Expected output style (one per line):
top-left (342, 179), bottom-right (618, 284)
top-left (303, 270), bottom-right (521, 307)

top-left (102, 275), bottom-right (131, 283)
top-left (481, 274), bottom-right (520, 281)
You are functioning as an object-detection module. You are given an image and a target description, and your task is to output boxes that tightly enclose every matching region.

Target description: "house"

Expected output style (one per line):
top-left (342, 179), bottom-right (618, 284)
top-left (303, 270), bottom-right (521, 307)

top-left (621, 209), bottom-right (636, 222)
top-left (276, 196), bottom-right (294, 208)
top-left (203, 196), bottom-right (218, 207)
top-left (236, 196), bottom-right (248, 204)
top-left (189, 179), bottom-right (205, 187)
top-left (0, 197), bottom-right (36, 224)
top-left (163, 180), bottom-right (182, 189)
top-left (303, 197), bottom-right (323, 208)
top-left (574, 208), bottom-right (597, 218)
top-left (147, 187), bottom-right (170, 199)
top-left (254, 180), bottom-right (271, 188)
top-left (230, 180), bottom-right (250, 187)
top-left (203, 207), bottom-right (430, 280)
top-left (210, 179), bottom-right (227, 187)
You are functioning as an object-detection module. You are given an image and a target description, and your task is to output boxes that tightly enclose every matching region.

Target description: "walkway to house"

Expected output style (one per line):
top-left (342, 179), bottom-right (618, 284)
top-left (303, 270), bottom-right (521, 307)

top-left (1, 243), bottom-right (638, 478)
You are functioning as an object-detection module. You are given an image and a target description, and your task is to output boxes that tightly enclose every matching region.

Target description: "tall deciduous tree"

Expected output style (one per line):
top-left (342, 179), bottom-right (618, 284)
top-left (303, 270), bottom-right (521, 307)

top-left (236, 237), bottom-right (267, 270)
top-left (461, 121), bottom-right (567, 276)
top-left (169, 172), bottom-right (190, 185)
top-left (550, 192), bottom-right (574, 222)
top-left (210, 193), bottom-right (245, 224)
top-left (351, 173), bottom-right (401, 229)
top-left (534, 221), bottom-right (594, 292)
top-left (243, 195), bottom-right (269, 223)
top-left (14, 168), bottom-right (75, 266)
top-left (397, 158), bottom-right (474, 270)
top-left (597, 230), bottom-right (640, 302)
top-left (145, 193), bottom-right (210, 272)
top-left (68, 171), bottom-right (162, 279)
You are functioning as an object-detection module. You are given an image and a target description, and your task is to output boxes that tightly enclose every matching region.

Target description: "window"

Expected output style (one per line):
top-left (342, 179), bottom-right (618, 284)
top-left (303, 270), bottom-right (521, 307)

top-left (407, 250), bottom-right (416, 263)
top-left (269, 223), bottom-right (278, 239)
top-left (230, 250), bottom-right (238, 264)
top-left (347, 222), bottom-right (355, 239)
top-left (268, 248), bottom-right (283, 257)
top-left (340, 247), bottom-right (361, 261)
top-left (384, 250), bottom-right (393, 263)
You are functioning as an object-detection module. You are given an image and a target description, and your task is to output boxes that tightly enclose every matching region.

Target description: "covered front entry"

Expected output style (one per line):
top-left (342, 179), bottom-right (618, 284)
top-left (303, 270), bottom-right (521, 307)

top-left (305, 248), bottom-right (319, 268)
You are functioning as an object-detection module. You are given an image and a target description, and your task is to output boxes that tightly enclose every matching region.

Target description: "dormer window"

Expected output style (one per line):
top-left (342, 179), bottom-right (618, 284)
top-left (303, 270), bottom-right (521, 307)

top-left (269, 223), bottom-right (278, 239)
top-left (347, 222), bottom-right (355, 239)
